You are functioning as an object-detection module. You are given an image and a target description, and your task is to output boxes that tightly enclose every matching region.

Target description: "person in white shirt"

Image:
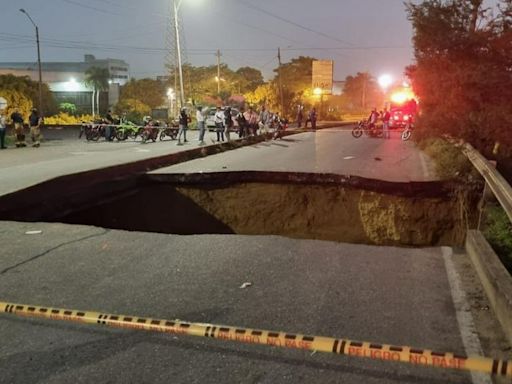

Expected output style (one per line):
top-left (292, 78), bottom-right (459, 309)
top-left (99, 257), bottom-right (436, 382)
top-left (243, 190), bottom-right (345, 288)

top-left (196, 106), bottom-right (206, 145)
top-left (214, 106), bottom-right (225, 142)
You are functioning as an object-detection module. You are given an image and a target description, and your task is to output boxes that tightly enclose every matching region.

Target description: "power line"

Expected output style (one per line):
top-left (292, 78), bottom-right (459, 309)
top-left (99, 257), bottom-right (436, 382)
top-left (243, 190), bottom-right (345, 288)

top-left (237, 0), bottom-right (355, 47)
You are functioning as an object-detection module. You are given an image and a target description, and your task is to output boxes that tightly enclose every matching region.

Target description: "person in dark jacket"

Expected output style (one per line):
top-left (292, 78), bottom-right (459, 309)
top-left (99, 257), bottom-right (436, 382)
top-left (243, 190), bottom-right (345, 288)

top-left (29, 108), bottom-right (42, 147)
top-left (177, 108), bottom-right (190, 145)
top-left (10, 108), bottom-right (26, 147)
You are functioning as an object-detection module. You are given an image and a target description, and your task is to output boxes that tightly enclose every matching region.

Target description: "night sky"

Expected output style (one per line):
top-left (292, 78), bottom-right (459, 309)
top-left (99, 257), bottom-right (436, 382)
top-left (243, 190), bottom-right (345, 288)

top-left (0, 0), bottom-right (502, 81)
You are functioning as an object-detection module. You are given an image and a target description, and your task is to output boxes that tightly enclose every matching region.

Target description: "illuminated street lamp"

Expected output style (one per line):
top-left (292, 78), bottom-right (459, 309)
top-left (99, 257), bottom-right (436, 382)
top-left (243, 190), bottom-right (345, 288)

top-left (378, 74), bottom-right (393, 91)
top-left (172, 0), bottom-right (201, 109)
top-left (20, 8), bottom-right (43, 116)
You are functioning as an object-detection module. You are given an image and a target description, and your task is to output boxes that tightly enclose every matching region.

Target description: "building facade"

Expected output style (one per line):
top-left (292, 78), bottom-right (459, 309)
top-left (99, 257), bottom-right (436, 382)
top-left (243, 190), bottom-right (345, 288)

top-left (0, 54), bottom-right (130, 114)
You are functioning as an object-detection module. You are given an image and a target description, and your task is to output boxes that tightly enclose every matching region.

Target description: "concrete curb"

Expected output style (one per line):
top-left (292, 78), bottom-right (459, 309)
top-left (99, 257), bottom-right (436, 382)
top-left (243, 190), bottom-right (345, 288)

top-left (465, 229), bottom-right (512, 344)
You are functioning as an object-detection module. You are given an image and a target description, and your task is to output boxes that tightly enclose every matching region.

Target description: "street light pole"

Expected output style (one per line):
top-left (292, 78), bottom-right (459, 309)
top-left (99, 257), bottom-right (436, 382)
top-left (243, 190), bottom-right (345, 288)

top-left (173, 0), bottom-right (185, 109)
top-left (20, 9), bottom-right (43, 117)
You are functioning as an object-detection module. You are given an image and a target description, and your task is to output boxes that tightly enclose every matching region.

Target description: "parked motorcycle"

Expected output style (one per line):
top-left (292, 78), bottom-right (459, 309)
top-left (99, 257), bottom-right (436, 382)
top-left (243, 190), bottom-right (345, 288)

top-left (80, 120), bottom-right (106, 141)
top-left (115, 121), bottom-right (141, 141)
top-left (351, 121), bottom-right (383, 139)
top-left (272, 117), bottom-right (288, 140)
top-left (159, 121), bottom-right (179, 141)
top-left (141, 120), bottom-right (160, 143)
top-left (401, 123), bottom-right (413, 141)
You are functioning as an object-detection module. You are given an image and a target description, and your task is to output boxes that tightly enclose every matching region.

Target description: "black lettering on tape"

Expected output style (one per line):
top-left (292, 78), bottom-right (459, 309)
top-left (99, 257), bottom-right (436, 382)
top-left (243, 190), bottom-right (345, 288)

top-left (340, 340), bottom-right (346, 355)
top-left (252, 331), bottom-right (262, 336)
top-left (210, 327), bottom-right (217, 338)
top-left (151, 320), bottom-right (160, 326)
top-left (165, 321), bottom-right (175, 327)
top-left (39, 308), bottom-right (47, 313)
top-left (370, 344), bottom-right (382, 350)
top-left (492, 360), bottom-right (499, 374)
top-left (137, 318), bottom-right (146, 324)
top-left (64, 311), bottom-right (72, 316)
top-left (268, 332), bottom-right (279, 338)
top-left (350, 341), bottom-right (363, 347)
top-left (303, 336), bottom-right (314, 342)
top-left (410, 349), bottom-right (423, 354)
top-left (205, 326), bottom-right (211, 337)
top-left (180, 323), bottom-right (190, 328)
top-left (16, 305), bottom-right (24, 310)
top-left (431, 351), bottom-right (445, 357)
top-left (454, 354), bottom-right (467, 360)
top-left (51, 309), bottom-right (59, 314)
top-left (28, 307), bottom-right (35, 312)
top-left (285, 334), bottom-right (296, 340)
top-left (77, 312), bottom-right (85, 317)
top-left (124, 317), bottom-right (133, 322)
top-left (390, 346), bottom-right (403, 352)
top-left (501, 361), bottom-right (508, 376)
top-left (97, 314), bottom-right (103, 324)
top-left (235, 329), bottom-right (246, 334)
top-left (110, 316), bottom-right (119, 321)
top-left (332, 340), bottom-right (339, 354)
top-left (220, 327), bottom-right (230, 333)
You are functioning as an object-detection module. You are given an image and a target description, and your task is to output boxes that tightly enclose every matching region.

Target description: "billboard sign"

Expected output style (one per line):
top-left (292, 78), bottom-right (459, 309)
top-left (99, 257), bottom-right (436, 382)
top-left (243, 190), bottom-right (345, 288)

top-left (312, 60), bottom-right (333, 95)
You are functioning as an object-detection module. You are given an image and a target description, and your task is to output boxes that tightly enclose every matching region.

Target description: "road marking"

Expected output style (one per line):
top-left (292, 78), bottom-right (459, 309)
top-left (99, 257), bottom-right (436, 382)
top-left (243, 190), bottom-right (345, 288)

top-left (442, 247), bottom-right (492, 384)
top-left (419, 152), bottom-right (432, 179)
top-left (343, 156), bottom-right (355, 160)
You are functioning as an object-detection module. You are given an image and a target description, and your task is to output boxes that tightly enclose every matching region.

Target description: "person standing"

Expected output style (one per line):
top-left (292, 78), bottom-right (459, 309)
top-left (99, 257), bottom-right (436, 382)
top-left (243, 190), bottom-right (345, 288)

top-left (236, 107), bottom-right (248, 138)
top-left (0, 110), bottom-right (6, 149)
top-left (224, 107), bottom-right (233, 142)
top-left (382, 108), bottom-right (391, 139)
top-left (309, 108), bottom-right (317, 130)
top-left (176, 107), bottom-right (190, 145)
top-left (104, 109), bottom-right (115, 141)
top-left (29, 108), bottom-right (42, 147)
top-left (296, 105), bottom-right (304, 128)
top-left (259, 106), bottom-right (270, 135)
top-left (196, 106), bottom-right (206, 146)
top-left (10, 108), bottom-right (26, 147)
top-left (214, 106), bottom-right (225, 142)
top-left (244, 107), bottom-right (258, 136)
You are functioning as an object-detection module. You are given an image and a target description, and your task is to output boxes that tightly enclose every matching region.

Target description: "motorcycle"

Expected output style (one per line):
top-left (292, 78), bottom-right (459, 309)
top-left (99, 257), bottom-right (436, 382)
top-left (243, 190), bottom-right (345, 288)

top-left (401, 123), bottom-right (413, 141)
top-left (159, 121), bottom-right (179, 141)
top-left (272, 117), bottom-right (288, 140)
top-left (351, 121), bottom-right (383, 139)
top-left (115, 121), bottom-right (141, 141)
top-left (141, 120), bottom-right (160, 143)
top-left (80, 120), bottom-right (106, 141)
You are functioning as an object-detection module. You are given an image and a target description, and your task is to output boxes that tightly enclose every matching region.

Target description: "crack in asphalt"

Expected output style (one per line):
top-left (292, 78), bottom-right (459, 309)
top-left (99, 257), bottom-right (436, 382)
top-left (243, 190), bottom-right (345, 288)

top-left (0, 229), bottom-right (110, 275)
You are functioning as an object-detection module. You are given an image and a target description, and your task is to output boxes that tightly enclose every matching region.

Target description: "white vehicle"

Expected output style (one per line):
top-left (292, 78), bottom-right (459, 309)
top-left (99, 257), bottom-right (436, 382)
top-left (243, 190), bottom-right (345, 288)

top-left (205, 107), bottom-right (239, 131)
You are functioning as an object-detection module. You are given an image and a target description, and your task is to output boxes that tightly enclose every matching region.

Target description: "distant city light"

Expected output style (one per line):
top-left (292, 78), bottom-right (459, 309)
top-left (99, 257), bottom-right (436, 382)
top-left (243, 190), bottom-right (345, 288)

top-left (313, 87), bottom-right (323, 96)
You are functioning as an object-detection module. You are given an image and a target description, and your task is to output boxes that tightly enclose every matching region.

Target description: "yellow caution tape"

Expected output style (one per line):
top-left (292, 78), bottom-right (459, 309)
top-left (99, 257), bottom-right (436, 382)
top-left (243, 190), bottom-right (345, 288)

top-left (1, 301), bottom-right (510, 377)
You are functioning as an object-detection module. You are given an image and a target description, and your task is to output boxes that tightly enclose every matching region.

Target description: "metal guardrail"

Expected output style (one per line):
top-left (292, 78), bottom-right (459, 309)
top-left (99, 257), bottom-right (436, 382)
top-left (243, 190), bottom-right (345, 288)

top-left (463, 143), bottom-right (512, 223)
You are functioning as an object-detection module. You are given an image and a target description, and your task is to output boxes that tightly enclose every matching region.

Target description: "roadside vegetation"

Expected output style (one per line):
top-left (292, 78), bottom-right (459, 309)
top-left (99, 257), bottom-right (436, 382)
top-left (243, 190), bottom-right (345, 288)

top-left (482, 204), bottom-right (512, 274)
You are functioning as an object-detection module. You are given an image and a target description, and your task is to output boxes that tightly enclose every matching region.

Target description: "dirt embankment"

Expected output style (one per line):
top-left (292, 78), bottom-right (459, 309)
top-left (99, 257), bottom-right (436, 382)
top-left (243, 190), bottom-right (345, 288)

top-left (174, 181), bottom-right (478, 246)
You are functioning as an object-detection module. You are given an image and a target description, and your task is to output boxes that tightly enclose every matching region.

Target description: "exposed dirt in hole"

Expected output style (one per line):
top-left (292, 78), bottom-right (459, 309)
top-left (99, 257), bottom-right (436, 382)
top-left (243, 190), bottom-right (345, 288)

top-left (58, 174), bottom-right (481, 246)
top-left (175, 183), bottom-right (475, 246)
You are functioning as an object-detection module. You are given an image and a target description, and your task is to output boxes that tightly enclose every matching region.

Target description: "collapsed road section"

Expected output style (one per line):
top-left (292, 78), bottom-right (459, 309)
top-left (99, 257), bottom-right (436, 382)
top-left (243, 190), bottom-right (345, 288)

top-left (0, 167), bottom-right (482, 246)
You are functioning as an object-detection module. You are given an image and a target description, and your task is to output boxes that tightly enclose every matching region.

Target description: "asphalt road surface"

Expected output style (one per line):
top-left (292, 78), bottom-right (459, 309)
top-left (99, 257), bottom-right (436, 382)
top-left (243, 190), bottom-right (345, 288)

top-left (0, 221), bottom-right (506, 384)
top-left (1, 126), bottom-right (509, 383)
top-left (151, 128), bottom-right (437, 182)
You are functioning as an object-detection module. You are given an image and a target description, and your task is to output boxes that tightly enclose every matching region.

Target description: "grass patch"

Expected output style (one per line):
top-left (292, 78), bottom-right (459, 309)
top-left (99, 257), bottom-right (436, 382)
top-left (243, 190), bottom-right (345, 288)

top-left (418, 138), bottom-right (477, 180)
top-left (482, 203), bottom-right (512, 274)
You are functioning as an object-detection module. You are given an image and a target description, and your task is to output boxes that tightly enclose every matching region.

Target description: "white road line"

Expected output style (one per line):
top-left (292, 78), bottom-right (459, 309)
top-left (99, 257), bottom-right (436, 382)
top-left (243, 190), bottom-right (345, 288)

top-left (441, 247), bottom-right (492, 384)
top-left (419, 151), bottom-right (432, 179)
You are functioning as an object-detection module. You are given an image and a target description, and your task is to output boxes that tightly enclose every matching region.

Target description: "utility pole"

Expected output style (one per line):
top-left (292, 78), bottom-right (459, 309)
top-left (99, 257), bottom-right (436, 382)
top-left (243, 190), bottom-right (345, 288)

top-left (216, 49), bottom-right (221, 96)
top-left (20, 9), bottom-right (43, 117)
top-left (277, 47), bottom-right (284, 116)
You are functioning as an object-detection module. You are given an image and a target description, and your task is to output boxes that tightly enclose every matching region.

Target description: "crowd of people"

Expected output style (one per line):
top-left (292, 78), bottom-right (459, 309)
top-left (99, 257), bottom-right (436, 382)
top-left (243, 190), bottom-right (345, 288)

top-left (0, 103), bottom-right (319, 150)
top-left (0, 107), bottom-right (42, 149)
